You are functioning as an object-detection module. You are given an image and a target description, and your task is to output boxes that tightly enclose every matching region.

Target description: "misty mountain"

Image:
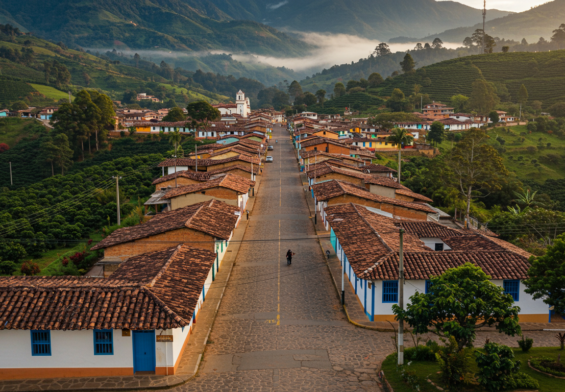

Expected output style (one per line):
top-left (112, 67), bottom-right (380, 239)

top-left (207, 0), bottom-right (511, 41)
top-left (0, 0), bottom-right (311, 56)
top-left (418, 0), bottom-right (565, 44)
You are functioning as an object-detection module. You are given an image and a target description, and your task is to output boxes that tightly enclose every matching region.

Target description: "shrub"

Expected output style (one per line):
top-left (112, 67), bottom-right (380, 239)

top-left (435, 336), bottom-right (475, 388)
top-left (0, 260), bottom-right (16, 275)
top-left (0, 143), bottom-right (9, 153)
top-left (517, 336), bottom-right (533, 352)
top-left (404, 345), bottom-right (436, 362)
top-left (530, 356), bottom-right (565, 377)
top-left (527, 146), bottom-right (538, 154)
top-left (476, 342), bottom-right (520, 391)
top-left (508, 372), bottom-right (539, 390)
top-left (20, 260), bottom-right (40, 275)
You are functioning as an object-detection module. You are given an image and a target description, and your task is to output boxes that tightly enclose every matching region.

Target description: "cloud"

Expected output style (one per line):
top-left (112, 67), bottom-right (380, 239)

top-left (266, 1), bottom-right (288, 10)
top-left (229, 32), bottom-right (461, 73)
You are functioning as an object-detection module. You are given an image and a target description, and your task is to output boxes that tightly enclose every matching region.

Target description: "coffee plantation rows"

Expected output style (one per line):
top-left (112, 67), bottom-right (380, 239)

top-left (376, 50), bottom-right (565, 107)
top-left (0, 154), bottom-right (163, 265)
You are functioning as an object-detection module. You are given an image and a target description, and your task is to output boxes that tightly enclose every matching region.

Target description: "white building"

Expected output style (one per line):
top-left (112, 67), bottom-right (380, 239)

top-left (236, 90), bottom-right (251, 118)
top-left (326, 203), bottom-right (544, 323)
top-left (0, 244), bottom-right (220, 379)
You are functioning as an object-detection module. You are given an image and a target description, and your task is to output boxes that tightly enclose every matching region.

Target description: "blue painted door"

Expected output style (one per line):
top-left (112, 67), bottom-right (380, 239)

top-left (133, 330), bottom-right (156, 372)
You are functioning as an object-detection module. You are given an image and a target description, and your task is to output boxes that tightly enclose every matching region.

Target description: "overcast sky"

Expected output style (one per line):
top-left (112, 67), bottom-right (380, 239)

top-left (438, 0), bottom-right (548, 13)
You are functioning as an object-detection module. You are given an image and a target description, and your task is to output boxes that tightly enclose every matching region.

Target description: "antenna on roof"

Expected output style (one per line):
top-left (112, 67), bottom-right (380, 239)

top-left (482, 0), bottom-right (487, 54)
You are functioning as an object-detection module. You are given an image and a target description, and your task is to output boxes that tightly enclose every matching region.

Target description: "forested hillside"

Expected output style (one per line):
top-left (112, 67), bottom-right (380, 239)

top-left (421, 0), bottom-right (565, 44)
top-left (206, 0), bottom-right (510, 41)
top-left (0, 28), bottom-right (229, 106)
top-left (376, 51), bottom-right (565, 108)
top-left (0, 0), bottom-right (310, 56)
top-left (300, 47), bottom-right (472, 93)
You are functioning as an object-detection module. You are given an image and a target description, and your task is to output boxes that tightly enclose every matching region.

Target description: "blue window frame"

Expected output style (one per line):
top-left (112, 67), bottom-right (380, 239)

top-left (425, 280), bottom-right (432, 294)
top-left (94, 330), bottom-right (114, 355)
top-left (31, 330), bottom-right (51, 356)
top-left (382, 280), bottom-right (399, 303)
top-left (503, 280), bottom-right (520, 301)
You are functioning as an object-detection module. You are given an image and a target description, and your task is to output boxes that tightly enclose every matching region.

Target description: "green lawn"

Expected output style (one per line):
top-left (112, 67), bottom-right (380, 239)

top-left (29, 84), bottom-right (72, 101)
top-left (382, 347), bottom-right (565, 392)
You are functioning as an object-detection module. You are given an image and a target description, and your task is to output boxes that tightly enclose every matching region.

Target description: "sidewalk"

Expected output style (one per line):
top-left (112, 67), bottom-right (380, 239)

top-left (0, 180), bottom-right (262, 392)
top-left (299, 171), bottom-right (560, 333)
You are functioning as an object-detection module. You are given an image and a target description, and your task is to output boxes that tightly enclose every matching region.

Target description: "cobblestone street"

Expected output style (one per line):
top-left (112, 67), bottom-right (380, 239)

top-left (175, 124), bottom-right (559, 392)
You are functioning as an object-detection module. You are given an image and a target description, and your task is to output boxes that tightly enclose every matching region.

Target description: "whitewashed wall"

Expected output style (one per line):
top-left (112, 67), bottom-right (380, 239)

top-left (0, 330), bottom-right (133, 369)
top-left (167, 166), bottom-right (189, 175)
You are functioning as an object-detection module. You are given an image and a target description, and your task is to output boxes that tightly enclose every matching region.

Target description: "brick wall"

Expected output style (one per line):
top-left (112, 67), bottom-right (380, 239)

top-left (395, 194), bottom-right (416, 203)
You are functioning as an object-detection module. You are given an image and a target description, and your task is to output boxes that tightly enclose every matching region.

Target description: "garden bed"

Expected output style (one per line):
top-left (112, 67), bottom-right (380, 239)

top-left (381, 347), bottom-right (565, 392)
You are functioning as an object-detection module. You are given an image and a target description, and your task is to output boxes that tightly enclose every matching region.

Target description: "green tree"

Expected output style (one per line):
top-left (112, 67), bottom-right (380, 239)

top-left (272, 91), bottom-right (290, 110)
top-left (451, 94), bottom-right (469, 113)
top-left (400, 53), bottom-right (415, 73)
top-left (386, 128), bottom-right (413, 183)
top-left (40, 137), bottom-right (60, 176)
top-left (432, 38), bottom-right (444, 49)
top-left (551, 23), bottom-right (565, 47)
top-left (524, 234), bottom-right (565, 313)
top-left (186, 100), bottom-right (220, 130)
top-left (303, 92), bottom-right (317, 107)
top-left (445, 129), bottom-right (509, 223)
top-left (0, 259), bottom-right (16, 275)
top-left (428, 121), bottom-right (445, 146)
top-left (315, 89), bottom-right (326, 106)
top-left (548, 102), bottom-right (565, 118)
top-left (11, 101), bottom-right (28, 111)
top-left (162, 107), bottom-right (186, 122)
top-left (52, 134), bottom-right (74, 175)
top-left (168, 128), bottom-right (183, 157)
top-left (469, 79), bottom-right (500, 115)
top-left (74, 90), bottom-right (101, 154)
top-left (288, 80), bottom-right (303, 101)
top-left (518, 84), bottom-right (529, 106)
top-left (93, 93), bottom-right (116, 150)
top-left (333, 82), bottom-right (346, 98)
top-left (387, 88), bottom-right (412, 112)
top-left (393, 263), bottom-right (521, 349)
top-left (489, 110), bottom-right (500, 126)
top-left (368, 72), bottom-right (384, 88)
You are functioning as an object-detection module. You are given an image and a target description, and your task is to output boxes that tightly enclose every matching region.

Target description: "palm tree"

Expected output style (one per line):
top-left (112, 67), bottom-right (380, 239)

top-left (168, 128), bottom-right (182, 187)
top-left (386, 128), bottom-right (414, 183)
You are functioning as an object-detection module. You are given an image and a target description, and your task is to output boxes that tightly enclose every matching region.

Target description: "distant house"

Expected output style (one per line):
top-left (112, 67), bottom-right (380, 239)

top-left (0, 244), bottom-right (216, 379)
top-left (326, 203), bottom-right (541, 322)
top-left (0, 109), bottom-right (9, 117)
top-left (422, 102), bottom-right (454, 119)
top-left (136, 93), bottom-right (160, 102)
top-left (158, 155), bottom-right (260, 175)
top-left (38, 107), bottom-right (58, 120)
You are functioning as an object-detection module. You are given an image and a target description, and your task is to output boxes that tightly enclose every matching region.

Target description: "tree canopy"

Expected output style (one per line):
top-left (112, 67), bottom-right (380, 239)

top-left (162, 107), bottom-right (186, 122)
top-left (393, 263), bottom-right (521, 349)
top-left (186, 100), bottom-right (220, 128)
top-left (400, 53), bottom-right (416, 73)
top-left (469, 79), bottom-right (500, 115)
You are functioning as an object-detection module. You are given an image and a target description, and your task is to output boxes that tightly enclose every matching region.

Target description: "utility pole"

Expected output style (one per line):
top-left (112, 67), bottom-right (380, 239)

top-left (398, 228), bottom-right (405, 366)
top-left (519, 103), bottom-right (522, 122)
top-left (482, 0), bottom-right (487, 54)
top-left (341, 248), bottom-right (345, 305)
top-left (9, 162), bottom-right (12, 185)
top-left (68, 91), bottom-right (72, 104)
top-left (195, 143), bottom-right (198, 172)
top-left (112, 176), bottom-right (122, 225)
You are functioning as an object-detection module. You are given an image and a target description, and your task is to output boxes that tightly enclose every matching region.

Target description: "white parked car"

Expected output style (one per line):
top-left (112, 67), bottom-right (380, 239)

top-left (268, 145), bottom-right (274, 151)
top-left (266, 156), bottom-right (274, 162)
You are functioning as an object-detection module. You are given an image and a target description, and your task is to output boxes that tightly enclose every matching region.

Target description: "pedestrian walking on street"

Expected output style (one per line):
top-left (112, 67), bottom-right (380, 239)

top-left (286, 249), bottom-right (295, 265)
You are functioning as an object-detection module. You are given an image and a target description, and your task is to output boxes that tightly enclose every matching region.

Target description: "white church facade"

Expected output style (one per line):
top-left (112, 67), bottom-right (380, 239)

top-left (213, 90), bottom-right (251, 118)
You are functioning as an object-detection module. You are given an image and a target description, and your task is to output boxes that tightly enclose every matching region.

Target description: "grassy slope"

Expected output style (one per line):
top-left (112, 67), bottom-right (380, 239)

top-left (436, 126), bottom-right (565, 184)
top-left (382, 347), bottom-right (565, 392)
top-left (0, 35), bottom-right (228, 104)
top-left (0, 118), bottom-right (45, 148)
top-left (376, 51), bottom-right (565, 108)
top-left (29, 84), bottom-right (71, 100)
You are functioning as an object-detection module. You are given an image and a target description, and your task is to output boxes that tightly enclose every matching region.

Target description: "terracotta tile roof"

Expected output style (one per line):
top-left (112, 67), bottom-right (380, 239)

top-left (325, 203), bottom-right (531, 281)
top-left (0, 245), bottom-right (215, 330)
top-left (157, 154), bottom-right (259, 168)
top-left (209, 146), bottom-right (257, 158)
top-left (163, 173), bottom-right (255, 199)
top-left (395, 188), bottom-right (433, 203)
top-left (362, 164), bottom-right (397, 173)
top-left (305, 161), bottom-right (363, 174)
top-left (363, 176), bottom-right (407, 189)
top-left (313, 180), bottom-right (435, 213)
top-left (152, 170), bottom-right (209, 185)
top-left (301, 137), bottom-right (347, 149)
top-left (92, 200), bottom-right (239, 250)
top-left (306, 165), bottom-right (369, 180)
top-left (398, 221), bottom-right (465, 238)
